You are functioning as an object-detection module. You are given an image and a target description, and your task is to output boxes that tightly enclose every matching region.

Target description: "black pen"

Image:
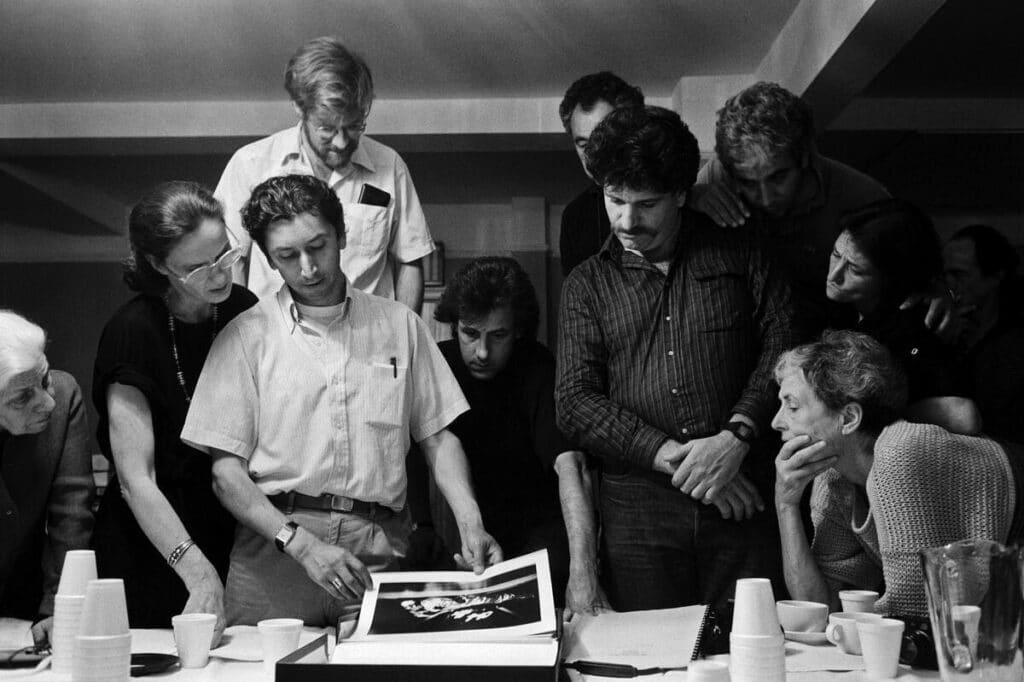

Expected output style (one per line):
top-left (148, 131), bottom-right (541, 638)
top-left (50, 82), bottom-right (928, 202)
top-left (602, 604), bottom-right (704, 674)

top-left (390, 356), bottom-right (397, 378)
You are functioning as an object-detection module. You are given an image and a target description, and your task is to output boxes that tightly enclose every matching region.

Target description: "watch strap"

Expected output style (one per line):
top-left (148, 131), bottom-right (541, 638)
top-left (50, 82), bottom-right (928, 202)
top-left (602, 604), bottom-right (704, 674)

top-left (274, 521), bottom-right (299, 552)
top-left (723, 420), bottom-right (756, 443)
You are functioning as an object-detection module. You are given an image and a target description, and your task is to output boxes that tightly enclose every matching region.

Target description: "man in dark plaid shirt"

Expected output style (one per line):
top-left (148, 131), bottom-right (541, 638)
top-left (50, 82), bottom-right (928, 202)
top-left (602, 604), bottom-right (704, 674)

top-left (555, 106), bottom-right (796, 611)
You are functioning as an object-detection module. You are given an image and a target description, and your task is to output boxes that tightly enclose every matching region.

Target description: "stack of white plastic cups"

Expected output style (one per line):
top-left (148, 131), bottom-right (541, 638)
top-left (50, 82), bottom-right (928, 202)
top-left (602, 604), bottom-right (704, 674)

top-left (72, 579), bottom-right (132, 682)
top-left (729, 578), bottom-right (785, 682)
top-left (51, 550), bottom-right (97, 675)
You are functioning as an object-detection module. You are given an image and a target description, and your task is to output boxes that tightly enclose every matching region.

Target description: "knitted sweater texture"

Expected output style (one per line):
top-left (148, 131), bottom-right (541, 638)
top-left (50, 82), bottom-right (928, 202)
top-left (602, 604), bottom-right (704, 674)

top-left (810, 420), bottom-right (1016, 618)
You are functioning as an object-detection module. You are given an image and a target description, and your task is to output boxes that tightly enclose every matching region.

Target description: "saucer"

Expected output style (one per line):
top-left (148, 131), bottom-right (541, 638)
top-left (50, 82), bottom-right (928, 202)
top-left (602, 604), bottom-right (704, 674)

top-left (783, 630), bottom-right (828, 645)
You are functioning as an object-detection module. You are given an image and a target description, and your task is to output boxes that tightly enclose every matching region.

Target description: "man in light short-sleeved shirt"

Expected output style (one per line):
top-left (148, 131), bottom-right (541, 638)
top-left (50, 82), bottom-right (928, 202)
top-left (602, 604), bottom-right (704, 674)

top-left (215, 36), bottom-right (434, 310)
top-left (182, 174), bottom-right (500, 626)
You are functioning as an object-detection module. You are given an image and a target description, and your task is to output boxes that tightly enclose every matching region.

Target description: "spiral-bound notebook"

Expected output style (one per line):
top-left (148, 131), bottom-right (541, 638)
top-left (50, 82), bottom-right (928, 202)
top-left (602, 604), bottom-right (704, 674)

top-left (564, 605), bottom-right (711, 668)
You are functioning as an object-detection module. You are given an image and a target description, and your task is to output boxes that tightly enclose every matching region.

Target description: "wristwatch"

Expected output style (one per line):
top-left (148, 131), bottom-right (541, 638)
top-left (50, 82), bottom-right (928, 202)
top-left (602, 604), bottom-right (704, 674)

top-left (722, 420), bottom-right (757, 444)
top-left (274, 521), bottom-right (300, 552)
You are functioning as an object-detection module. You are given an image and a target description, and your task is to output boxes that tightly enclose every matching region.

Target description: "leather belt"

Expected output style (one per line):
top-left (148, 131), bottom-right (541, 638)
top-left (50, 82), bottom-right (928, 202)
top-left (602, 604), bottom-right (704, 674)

top-left (268, 491), bottom-right (385, 516)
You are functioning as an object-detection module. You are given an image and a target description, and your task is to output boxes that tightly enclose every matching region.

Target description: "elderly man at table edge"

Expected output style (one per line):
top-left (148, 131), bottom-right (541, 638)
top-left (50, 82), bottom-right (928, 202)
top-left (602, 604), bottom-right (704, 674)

top-left (691, 81), bottom-right (953, 340)
top-left (181, 174), bottom-right (501, 626)
top-left (555, 105), bottom-right (796, 611)
top-left (215, 36), bottom-right (434, 312)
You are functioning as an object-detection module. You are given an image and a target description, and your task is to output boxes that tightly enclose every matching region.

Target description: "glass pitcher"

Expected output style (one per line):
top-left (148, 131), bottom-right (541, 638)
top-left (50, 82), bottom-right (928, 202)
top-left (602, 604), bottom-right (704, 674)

top-left (920, 539), bottom-right (1023, 680)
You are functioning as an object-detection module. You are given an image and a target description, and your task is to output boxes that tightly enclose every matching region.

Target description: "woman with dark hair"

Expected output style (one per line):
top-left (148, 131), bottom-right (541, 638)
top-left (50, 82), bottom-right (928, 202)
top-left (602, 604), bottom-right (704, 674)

top-left (826, 199), bottom-right (973, 426)
top-left (772, 330), bottom-right (1024, 618)
top-left (92, 182), bottom-right (256, 641)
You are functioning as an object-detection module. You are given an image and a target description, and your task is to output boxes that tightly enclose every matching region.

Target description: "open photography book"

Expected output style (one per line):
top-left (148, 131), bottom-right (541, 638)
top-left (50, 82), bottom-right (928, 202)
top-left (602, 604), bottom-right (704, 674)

top-left (331, 549), bottom-right (559, 669)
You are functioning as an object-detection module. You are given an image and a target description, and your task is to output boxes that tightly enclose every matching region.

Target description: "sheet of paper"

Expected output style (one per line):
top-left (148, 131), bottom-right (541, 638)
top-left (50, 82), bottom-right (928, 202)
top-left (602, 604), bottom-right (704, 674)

top-left (565, 605), bottom-right (707, 668)
top-left (0, 618), bottom-right (32, 651)
top-left (784, 640), bottom-right (865, 672)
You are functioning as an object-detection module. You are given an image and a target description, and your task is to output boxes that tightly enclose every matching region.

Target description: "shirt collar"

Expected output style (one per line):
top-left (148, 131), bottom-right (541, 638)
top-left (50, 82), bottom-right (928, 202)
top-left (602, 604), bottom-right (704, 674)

top-left (275, 277), bottom-right (354, 334)
top-left (282, 123), bottom-right (377, 176)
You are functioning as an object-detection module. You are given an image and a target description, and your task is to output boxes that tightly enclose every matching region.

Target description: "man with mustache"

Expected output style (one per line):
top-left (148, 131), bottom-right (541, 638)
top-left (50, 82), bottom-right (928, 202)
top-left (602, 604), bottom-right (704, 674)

top-left (556, 106), bottom-right (795, 610)
top-left (214, 36), bottom-right (434, 312)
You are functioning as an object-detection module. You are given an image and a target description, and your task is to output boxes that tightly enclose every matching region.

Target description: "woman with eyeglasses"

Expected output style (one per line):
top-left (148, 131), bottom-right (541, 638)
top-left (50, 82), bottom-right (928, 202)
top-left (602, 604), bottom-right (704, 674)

top-left (92, 182), bottom-right (256, 642)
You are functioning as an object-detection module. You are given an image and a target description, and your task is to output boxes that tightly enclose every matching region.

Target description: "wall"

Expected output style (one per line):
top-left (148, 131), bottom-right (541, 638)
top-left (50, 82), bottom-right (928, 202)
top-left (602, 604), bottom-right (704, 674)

top-left (0, 144), bottom-right (587, 450)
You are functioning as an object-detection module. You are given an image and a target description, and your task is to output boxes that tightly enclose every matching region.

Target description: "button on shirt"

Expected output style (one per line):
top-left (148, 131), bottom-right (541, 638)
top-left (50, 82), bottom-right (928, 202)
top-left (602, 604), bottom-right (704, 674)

top-left (181, 283), bottom-right (468, 510)
top-left (214, 126), bottom-right (435, 300)
top-left (555, 207), bottom-right (795, 472)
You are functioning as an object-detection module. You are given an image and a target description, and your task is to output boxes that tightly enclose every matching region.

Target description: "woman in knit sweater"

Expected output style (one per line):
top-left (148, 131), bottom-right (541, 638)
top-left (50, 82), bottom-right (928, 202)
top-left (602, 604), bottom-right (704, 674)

top-left (771, 330), bottom-right (1024, 618)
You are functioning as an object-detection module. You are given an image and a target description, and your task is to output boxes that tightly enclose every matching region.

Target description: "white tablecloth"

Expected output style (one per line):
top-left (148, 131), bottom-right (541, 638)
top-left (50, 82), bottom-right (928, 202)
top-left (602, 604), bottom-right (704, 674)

top-left (0, 626), bottom-right (941, 681)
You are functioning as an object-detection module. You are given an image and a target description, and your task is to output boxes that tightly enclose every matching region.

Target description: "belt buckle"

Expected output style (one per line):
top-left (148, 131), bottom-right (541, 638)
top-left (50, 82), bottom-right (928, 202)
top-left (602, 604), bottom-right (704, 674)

top-left (328, 494), bottom-right (354, 512)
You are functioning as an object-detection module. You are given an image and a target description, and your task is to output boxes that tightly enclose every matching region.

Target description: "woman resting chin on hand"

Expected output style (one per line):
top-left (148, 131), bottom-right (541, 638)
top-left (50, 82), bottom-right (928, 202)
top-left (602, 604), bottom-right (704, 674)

top-left (770, 330), bottom-right (1024, 618)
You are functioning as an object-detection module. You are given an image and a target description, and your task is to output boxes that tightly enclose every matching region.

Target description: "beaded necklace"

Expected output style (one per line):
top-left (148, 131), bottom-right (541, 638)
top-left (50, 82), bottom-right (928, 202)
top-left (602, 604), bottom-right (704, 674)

top-left (167, 304), bottom-right (218, 403)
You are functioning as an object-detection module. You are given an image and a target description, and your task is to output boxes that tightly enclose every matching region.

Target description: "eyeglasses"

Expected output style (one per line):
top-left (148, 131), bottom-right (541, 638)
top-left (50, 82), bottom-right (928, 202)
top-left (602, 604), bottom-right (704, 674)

top-left (171, 246), bottom-right (243, 286)
top-left (310, 114), bottom-right (368, 141)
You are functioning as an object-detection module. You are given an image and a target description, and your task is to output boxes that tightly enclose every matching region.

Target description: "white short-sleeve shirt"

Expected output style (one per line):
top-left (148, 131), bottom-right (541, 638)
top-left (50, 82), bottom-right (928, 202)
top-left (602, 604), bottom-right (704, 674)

top-left (214, 126), bottom-right (435, 300)
top-left (181, 283), bottom-right (467, 510)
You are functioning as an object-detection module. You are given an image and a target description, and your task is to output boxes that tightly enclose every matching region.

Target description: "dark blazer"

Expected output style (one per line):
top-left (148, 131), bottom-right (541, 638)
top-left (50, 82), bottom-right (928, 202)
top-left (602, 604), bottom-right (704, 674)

top-left (1, 370), bottom-right (94, 619)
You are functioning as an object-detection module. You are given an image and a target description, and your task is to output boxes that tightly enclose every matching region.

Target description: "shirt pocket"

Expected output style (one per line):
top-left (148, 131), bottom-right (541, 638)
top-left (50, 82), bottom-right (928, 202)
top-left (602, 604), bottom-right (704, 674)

top-left (691, 266), bottom-right (747, 332)
top-left (360, 360), bottom-right (409, 430)
top-left (342, 203), bottom-right (390, 257)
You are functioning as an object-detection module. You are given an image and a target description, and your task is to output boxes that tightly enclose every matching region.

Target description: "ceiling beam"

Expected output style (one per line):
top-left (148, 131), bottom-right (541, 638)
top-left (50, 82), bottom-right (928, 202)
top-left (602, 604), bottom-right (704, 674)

top-left (0, 162), bottom-right (129, 235)
top-left (829, 97), bottom-right (1024, 131)
top-left (757, 0), bottom-right (947, 128)
top-left (0, 224), bottom-right (124, 262)
top-left (0, 97), bottom-right (672, 143)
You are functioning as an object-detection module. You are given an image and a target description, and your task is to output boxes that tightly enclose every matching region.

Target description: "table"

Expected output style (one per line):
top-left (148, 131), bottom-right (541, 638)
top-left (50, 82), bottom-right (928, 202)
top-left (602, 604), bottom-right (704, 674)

top-left (1, 627), bottom-right (941, 681)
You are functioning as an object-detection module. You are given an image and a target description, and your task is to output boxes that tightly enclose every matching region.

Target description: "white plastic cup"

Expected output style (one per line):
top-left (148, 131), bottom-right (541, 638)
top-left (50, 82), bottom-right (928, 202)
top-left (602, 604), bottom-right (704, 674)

top-left (857, 617), bottom-right (904, 679)
top-left (688, 660), bottom-right (731, 682)
top-left (732, 578), bottom-right (780, 636)
top-left (729, 646), bottom-right (785, 682)
top-left (79, 579), bottom-right (130, 636)
top-left (730, 631), bottom-right (785, 682)
top-left (825, 611), bottom-right (882, 655)
top-left (951, 604), bottom-right (982, 658)
top-left (172, 613), bottom-right (217, 668)
top-left (57, 550), bottom-right (98, 596)
top-left (838, 589), bottom-right (879, 614)
top-left (72, 633), bottom-right (131, 682)
top-left (257, 617), bottom-right (303, 675)
top-left (51, 594), bottom-right (87, 674)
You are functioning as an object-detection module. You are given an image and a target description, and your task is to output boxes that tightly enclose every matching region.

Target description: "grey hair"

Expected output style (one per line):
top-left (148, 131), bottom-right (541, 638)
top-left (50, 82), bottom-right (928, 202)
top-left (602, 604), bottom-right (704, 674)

top-left (0, 310), bottom-right (47, 392)
top-left (715, 81), bottom-right (816, 174)
top-left (774, 330), bottom-right (907, 436)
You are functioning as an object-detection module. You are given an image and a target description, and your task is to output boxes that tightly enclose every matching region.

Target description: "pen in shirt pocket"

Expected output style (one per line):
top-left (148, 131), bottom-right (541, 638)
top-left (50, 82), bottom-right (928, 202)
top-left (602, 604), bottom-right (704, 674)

top-left (390, 356), bottom-right (397, 378)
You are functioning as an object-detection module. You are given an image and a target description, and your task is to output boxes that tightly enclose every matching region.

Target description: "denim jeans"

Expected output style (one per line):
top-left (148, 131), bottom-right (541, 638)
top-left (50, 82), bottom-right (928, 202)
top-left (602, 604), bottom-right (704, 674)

top-left (600, 470), bottom-right (783, 612)
top-left (225, 505), bottom-right (410, 626)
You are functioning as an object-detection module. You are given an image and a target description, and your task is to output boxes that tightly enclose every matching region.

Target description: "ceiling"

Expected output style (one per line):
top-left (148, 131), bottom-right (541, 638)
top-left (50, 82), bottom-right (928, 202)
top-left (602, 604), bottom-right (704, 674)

top-left (0, 0), bottom-right (798, 104)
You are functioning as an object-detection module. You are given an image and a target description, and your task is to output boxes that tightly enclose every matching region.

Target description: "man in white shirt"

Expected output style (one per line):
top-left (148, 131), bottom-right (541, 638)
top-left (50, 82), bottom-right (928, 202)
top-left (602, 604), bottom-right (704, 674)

top-left (215, 36), bottom-right (434, 311)
top-left (182, 174), bottom-right (499, 625)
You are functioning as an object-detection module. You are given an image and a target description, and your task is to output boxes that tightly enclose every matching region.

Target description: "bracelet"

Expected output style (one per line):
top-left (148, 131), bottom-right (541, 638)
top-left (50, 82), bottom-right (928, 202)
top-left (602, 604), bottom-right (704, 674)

top-left (167, 538), bottom-right (196, 566)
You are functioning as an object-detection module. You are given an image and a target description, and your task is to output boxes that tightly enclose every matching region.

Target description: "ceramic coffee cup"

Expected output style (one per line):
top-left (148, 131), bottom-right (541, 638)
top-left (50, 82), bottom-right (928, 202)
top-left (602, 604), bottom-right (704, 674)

top-left (776, 600), bottom-right (828, 633)
top-left (825, 612), bottom-right (882, 655)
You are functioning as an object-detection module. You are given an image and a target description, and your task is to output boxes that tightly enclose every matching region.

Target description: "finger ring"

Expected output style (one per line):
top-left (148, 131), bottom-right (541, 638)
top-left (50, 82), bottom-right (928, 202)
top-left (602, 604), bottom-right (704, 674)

top-left (330, 577), bottom-right (344, 591)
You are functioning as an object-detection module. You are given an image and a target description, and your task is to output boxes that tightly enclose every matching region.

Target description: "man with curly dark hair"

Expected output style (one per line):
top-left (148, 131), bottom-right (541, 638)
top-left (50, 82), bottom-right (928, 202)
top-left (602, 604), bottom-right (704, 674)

top-left (423, 257), bottom-right (589, 610)
top-left (182, 175), bottom-right (501, 626)
top-left (556, 106), bottom-right (795, 610)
